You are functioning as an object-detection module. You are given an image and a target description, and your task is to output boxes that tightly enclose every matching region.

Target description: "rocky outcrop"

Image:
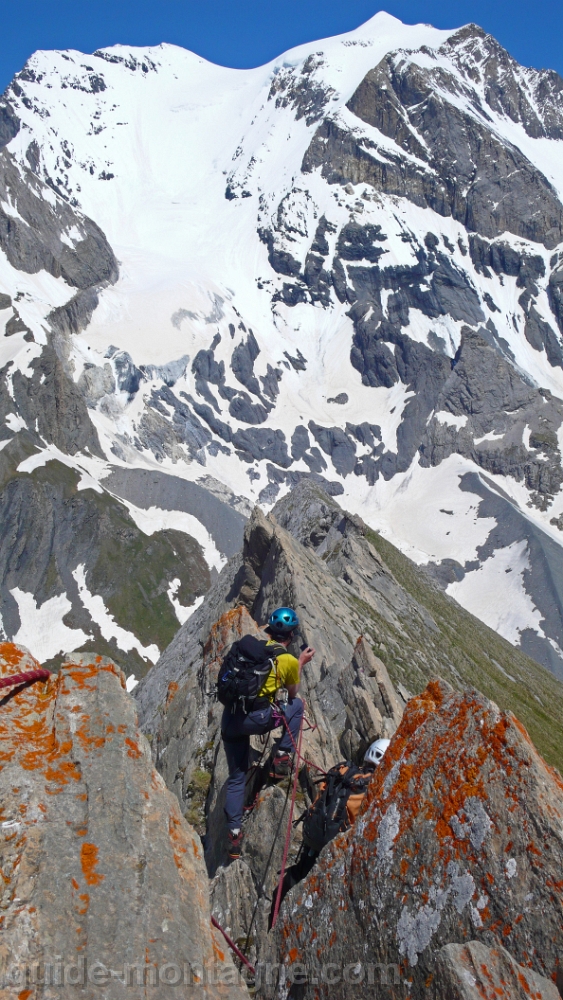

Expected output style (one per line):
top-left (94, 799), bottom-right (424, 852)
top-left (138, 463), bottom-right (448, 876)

top-left (0, 148), bottom-right (117, 289)
top-left (274, 678), bottom-right (563, 998)
top-left (10, 344), bottom-right (104, 458)
top-left (442, 25), bottom-right (563, 141)
top-left (338, 637), bottom-right (403, 760)
top-left (420, 327), bottom-right (563, 502)
top-left (0, 643), bottom-right (246, 998)
top-left (341, 52), bottom-right (563, 248)
top-left (434, 941), bottom-right (561, 1000)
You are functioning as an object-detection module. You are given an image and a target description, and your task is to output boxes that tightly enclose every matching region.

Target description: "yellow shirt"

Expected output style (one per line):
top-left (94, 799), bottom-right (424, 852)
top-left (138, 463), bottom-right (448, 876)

top-left (258, 640), bottom-right (300, 702)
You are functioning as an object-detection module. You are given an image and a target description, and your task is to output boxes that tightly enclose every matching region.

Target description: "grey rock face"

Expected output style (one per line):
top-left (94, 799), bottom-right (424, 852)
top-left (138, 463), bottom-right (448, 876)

top-left (267, 53), bottom-right (336, 127)
top-left (77, 362), bottom-right (116, 406)
top-left (49, 288), bottom-right (102, 341)
top-left (308, 422), bottom-right (356, 476)
top-left (434, 940), bottom-right (561, 999)
top-left (548, 259), bottom-right (563, 334)
top-left (338, 637), bottom-right (403, 759)
top-left (442, 24), bottom-right (563, 141)
top-left (343, 55), bottom-right (563, 248)
top-left (0, 100), bottom-right (20, 147)
top-left (419, 328), bottom-right (563, 518)
top-left (0, 149), bottom-right (118, 288)
top-left (0, 644), bottom-right (246, 999)
top-left (10, 344), bottom-right (104, 457)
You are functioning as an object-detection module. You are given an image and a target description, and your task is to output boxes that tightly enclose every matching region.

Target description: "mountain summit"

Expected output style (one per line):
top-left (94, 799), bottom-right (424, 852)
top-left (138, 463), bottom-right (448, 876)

top-left (2, 14), bottom-right (563, 679)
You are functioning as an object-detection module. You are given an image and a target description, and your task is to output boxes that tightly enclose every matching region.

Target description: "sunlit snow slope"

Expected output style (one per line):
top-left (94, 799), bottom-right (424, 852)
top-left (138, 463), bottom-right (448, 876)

top-left (3, 12), bottom-right (563, 678)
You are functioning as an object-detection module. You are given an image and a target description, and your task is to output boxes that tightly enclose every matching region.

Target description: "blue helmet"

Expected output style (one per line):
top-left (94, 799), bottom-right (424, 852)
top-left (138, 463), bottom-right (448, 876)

top-left (267, 607), bottom-right (299, 636)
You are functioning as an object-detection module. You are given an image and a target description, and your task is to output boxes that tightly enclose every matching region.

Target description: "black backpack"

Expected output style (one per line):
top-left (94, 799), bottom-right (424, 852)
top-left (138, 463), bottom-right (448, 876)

top-left (217, 635), bottom-right (286, 712)
top-left (302, 762), bottom-right (372, 854)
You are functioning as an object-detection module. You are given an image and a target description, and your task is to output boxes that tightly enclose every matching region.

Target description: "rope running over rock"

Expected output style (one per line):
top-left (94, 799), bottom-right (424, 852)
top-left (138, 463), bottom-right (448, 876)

top-left (0, 669), bottom-right (50, 691)
top-left (211, 915), bottom-right (256, 976)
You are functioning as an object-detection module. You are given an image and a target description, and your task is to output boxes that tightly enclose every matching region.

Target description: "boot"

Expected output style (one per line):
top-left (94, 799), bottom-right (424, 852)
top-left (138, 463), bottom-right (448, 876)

top-left (227, 828), bottom-right (243, 861)
top-left (269, 749), bottom-right (292, 780)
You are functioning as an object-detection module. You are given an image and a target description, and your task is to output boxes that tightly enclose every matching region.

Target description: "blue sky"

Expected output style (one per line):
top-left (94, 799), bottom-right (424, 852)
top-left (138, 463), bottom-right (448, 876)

top-left (1, 0), bottom-right (562, 95)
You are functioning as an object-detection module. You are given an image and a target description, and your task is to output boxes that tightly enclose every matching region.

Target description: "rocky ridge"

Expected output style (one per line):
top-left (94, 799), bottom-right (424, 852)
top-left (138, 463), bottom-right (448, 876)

top-left (135, 481), bottom-right (563, 991)
top-left (1, 479), bottom-right (563, 998)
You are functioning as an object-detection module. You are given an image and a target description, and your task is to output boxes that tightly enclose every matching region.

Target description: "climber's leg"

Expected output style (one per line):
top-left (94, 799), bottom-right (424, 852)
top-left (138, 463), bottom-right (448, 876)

top-left (277, 696), bottom-right (304, 752)
top-left (222, 703), bottom-right (274, 833)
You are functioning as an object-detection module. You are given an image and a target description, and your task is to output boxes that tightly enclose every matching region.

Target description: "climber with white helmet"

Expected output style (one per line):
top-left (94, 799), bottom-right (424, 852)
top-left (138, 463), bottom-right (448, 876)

top-left (218, 606), bottom-right (315, 861)
top-left (272, 735), bottom-right (392, 916)
top-left (363, 738), bottom-right (391, 768)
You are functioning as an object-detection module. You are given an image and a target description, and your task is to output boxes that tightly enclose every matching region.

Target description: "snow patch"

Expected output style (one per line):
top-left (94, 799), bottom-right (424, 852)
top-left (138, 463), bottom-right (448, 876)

top-left (435, 411), bottom-right (468, 430)
top-left (10, 588), bottom-right (90, 662)
top-left (167, 578), bottom-right (205, 625)
top-left (118, 499), bottom-right (226, 572)
top-left (73, 564), bottom-right (160, 664)
top-left (446, 539), bottom-right (543, 646)
top-left (474, 430), bottom-right (505, 445)
top-left (5, 412), bottom-right (27, 433)
top-left (17, 445), bottom-right (105, 492)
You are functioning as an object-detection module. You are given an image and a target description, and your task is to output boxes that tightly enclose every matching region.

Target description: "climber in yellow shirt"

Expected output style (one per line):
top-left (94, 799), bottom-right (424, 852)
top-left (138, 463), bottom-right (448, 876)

top-left (221, 607), bottom-right (315, 861)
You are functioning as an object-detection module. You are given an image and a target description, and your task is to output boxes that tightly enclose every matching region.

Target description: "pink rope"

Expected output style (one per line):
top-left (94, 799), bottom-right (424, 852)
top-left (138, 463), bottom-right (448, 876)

top-left (211, 915), bottom-right (256, 975)
top-left (271, 712), bottom-right (304, 929)
top-left (274, 708), bottom-right (327, 776)
top-left (0, 668), bottom-right (50, 691)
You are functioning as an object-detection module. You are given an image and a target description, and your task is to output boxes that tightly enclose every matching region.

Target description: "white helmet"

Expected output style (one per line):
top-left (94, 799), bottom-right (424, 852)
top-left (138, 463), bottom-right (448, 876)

top-left (364, 738), bottom-right (390, 767)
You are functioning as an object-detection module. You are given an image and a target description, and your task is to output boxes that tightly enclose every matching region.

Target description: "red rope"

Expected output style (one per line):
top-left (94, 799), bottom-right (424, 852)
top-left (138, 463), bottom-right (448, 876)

top-left (0, 669), bottom-right (50, 691)
top-left (211, 915), bottom-right (256, 976)
top-left (275, 709), bottom-right (327, 776)
top-left (271, 712), bottom-right (304, 930)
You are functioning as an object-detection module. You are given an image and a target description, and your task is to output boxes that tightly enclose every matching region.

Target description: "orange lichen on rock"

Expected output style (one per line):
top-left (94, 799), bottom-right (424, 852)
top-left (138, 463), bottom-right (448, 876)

top-left (166, 681), bottom-right (179, 706)
top-left (203, 606), bottom-right (261, 676)
top-left (277, 678), bottom-right (563, 995)
top-left (80, 843), bottom-right (104, 886)
top-left (125, 737), bottom-right (142, 759)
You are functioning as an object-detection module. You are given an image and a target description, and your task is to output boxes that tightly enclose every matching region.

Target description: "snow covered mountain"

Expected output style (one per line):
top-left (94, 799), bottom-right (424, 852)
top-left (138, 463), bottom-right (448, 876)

top-left (3, 12), bottom-right (563, 680)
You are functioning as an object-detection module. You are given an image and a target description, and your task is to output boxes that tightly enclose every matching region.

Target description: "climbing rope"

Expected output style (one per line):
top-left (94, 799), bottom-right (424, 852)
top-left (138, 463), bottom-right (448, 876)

top-left (276, 710), bottom-right (327, 776)
top-left (241, 705), bottom-right (325, 948)
top-left (211, 915), bottom-right (256, 976)
top-left (271, 712), bottom-right (305, 930)
top-left (242, 756), bottom-right (293, 957)
top-left (0, 668), bottom-right (50, 691)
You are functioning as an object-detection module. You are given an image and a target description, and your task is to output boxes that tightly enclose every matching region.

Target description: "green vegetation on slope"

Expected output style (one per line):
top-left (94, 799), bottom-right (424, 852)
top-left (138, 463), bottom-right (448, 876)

top-left (0, 453), bottom-right (211, 677)
top-left (365, 528), bottom-right (563, 772)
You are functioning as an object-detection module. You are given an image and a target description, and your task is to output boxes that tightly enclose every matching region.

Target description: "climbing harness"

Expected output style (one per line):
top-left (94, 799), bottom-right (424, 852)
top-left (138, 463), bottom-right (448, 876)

top-left (271, 711), bottom-right (305, 929)
top-left (0, 668), bottom-right (50, 691)
top-left (211, 915), bottom-right (256, 976)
